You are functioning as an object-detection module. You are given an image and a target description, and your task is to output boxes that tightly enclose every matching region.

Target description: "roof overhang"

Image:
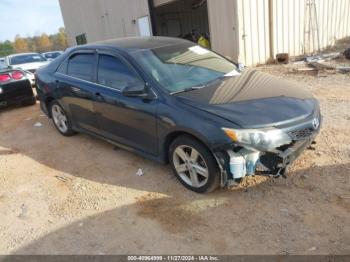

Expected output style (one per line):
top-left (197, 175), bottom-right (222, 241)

top-left (152, 0), bottom-right (177, 7)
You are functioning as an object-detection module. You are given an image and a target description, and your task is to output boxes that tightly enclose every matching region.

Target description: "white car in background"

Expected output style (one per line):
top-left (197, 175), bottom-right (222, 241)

top-left (4, 53), bottom-right (50, 86)
top-left (42, 51), bottom-right (63, 61)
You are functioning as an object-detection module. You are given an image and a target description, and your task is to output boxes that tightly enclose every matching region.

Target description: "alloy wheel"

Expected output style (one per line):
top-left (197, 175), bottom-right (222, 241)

top-left (52, 104), bottom-right (68, 133)
top-left (173, 145), bottom-right (209, 188)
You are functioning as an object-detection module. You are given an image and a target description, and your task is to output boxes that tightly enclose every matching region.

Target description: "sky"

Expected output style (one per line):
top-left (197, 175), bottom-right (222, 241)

top-left (0, 0), bottom-right (64, 42)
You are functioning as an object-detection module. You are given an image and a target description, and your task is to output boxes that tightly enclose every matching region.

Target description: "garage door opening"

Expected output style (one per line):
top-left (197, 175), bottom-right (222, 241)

top-left (151, 0), bottom-right (210, 46)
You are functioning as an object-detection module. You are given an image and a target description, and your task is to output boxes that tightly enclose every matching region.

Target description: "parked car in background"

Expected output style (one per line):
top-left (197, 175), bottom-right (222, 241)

top-left (42, 51), bottom-right (63, 61)
top-left (4, 53), bottom-right (49, 86)
top-left (35, 37), bottom-right (321, 193)
top-left (0, 58), bottom-right (5, 69)
top-left (0, 63), bottom-right (36, 108)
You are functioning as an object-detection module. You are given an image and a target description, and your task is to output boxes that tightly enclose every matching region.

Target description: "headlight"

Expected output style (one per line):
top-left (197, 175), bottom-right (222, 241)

top-left (222, 127), bottom-right (292, 151)
top-left (0, 87), bottom-right (3, 94)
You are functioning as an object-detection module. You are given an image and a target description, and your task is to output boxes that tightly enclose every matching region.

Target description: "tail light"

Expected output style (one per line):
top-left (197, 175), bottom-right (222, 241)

top-left (0, 71), bottom-right (25, 82)
top-left (12, 71), bottom-right (24, 80)
top-left (0, 74), bottom-right (11, 82)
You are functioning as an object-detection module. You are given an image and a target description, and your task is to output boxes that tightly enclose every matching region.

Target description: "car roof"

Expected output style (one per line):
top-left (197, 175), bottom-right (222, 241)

top-left (87, 37), bottom-right (192, 51)
top-left (7, 52), bottom-right (41, 58)
top-left (43, 51), bottom-right (62, 54)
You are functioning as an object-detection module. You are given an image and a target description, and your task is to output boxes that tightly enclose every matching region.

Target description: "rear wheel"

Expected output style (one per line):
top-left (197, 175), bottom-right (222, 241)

top-left (169, 135), bottom-right (220, 193)
top-left (50, 101), bottom-right (75, 136)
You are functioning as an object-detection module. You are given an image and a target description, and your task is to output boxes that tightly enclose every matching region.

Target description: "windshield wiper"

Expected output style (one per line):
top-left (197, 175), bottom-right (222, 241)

top-left (170, 85), bottom-right (205, 95)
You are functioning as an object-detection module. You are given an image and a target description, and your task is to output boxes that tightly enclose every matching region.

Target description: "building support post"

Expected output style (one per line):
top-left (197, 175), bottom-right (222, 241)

top-left (148, 0), bottom-right (157, 36)
top-left (268, 0), bottom-right (275, 63)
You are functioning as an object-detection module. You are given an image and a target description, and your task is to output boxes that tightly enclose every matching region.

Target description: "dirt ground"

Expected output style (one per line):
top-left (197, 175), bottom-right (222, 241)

top-left (0, 65), bottom-right (349, 255)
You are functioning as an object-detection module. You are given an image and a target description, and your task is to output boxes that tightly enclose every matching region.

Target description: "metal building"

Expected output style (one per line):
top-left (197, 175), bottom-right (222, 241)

top-left (59, 0), bottom-right (350, 65)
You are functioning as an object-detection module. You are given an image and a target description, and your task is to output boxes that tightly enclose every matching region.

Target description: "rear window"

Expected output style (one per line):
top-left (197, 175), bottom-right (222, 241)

top-left (10, 54), bottom-right (47, 65)
top-left (67, 53), bottom-right (95, 81)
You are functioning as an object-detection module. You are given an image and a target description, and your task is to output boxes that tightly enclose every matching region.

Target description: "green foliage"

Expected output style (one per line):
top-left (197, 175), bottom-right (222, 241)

top-left (0, 28), bottom-right (68, 57)
top-left (0, 40), bottom-right (14, 57)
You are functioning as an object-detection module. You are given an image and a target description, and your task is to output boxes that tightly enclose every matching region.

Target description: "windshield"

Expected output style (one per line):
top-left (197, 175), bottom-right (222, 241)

top-left (130, 43), bottom-right (239, 93)
top-left (44, 52), bottom-right (62, 59)
top-left (10, 54), bottom-right (47, 65)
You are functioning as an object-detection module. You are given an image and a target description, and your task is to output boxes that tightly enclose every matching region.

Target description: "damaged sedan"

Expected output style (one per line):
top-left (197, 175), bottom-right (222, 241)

top-left (35, 37), bottom-right (321, 193)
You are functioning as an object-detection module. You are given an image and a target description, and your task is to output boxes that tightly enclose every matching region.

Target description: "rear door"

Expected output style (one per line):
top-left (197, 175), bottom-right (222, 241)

top-left (93, 51), bottom-right (158, 155)
top-left (55, 51), bottom-right (100, 133)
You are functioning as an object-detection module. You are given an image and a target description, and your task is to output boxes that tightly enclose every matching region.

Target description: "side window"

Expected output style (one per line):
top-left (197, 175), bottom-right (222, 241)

top-left (57, 59), bottom-right (68, 74)
top-left (97, 54), bottom-right (141, 90)
top-left (67, 53), bottom-right (94, 81)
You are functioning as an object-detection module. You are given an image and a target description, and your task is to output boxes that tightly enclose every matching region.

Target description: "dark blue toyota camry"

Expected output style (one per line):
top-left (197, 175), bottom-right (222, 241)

top-left (35, 37), bottom-right (321, 193)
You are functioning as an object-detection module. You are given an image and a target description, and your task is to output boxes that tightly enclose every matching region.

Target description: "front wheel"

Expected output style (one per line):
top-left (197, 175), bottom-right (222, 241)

top-left (50, 101), bottom-right (75, 137)
top-left (169, 135), bottom-right (220, 193)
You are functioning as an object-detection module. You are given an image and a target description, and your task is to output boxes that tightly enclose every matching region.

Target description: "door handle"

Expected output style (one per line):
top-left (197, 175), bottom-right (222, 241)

top-left (95, 92), bottom-right (104, 101)
top-left (71, 87), bottom-right (80, 92)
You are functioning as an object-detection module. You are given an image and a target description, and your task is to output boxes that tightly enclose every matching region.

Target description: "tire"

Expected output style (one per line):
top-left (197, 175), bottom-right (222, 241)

top-left (21, 96), bottom-right (36, 106)
top-left (49, 100), bottom-right (76, 137)
top-left (169, 135), bottom-right (220, 193)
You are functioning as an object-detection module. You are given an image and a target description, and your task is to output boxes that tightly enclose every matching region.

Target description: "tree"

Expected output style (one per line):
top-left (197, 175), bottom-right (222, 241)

top-left (51, 27), bottom-right (68, 50)
top-left (14, 35), bottom-right (29, 53)
top-left (26, 37), bottom-right (37, 52)
top-left (37, 33), bottom-right (52, 52)
top-left (57, 27), bottom-right (68, 49)
top-left (0, 40), bottom-right (14, 57)
top-left (2, 28), bottom-right (68, 56)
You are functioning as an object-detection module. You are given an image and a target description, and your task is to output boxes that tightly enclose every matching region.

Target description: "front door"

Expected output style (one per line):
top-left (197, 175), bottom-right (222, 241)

top-left (93, 52), bottom-right (158, 155)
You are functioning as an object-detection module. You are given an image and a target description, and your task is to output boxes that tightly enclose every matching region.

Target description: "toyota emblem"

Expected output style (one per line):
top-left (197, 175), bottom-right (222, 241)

top-left (312, 118), bottom-right (320, 130)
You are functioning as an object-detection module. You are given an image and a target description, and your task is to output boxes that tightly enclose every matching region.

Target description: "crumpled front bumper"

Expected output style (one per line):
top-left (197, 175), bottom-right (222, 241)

top-left (215, 128), bottom-right (320, 187)
top-left (257, 135), bottom-right (316, 176)
top-left (214, 102), bottom-right (322, 186)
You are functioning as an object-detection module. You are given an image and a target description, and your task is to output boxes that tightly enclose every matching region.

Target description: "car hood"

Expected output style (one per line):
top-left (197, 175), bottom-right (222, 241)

top-left (175, 69), bottom-right (316, 128)
top-left (11, 61), bottom-right (49, 71)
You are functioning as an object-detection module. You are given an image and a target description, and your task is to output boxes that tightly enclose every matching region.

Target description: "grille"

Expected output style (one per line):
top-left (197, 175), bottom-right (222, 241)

top-left (289, 128), bottom-right (314, 140)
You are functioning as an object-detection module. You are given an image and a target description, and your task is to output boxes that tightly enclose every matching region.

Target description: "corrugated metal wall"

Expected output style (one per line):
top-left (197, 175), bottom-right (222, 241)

top-left (237, 0), bottom-right (350, 66)
top-left (59, 0), bottom-right (350, 66)
top-left (207, 0), bottom-right (240, 62)
top-left (59, 0), bottom-right (150, 46)
top-left (273, 0), bottom-right (350, 56)
top-left (237, 0), bottom-right (270, 65)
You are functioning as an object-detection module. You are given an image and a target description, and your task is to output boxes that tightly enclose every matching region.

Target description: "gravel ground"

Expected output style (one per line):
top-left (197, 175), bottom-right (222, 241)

top-left (0, 65), bottom-right (349, 255)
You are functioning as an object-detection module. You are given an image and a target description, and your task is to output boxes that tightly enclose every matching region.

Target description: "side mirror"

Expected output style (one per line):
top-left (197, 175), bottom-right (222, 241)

top-left (238, 62), bottom-right (245, 72)
top-left (122, 82), bottom-right (148, 97)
